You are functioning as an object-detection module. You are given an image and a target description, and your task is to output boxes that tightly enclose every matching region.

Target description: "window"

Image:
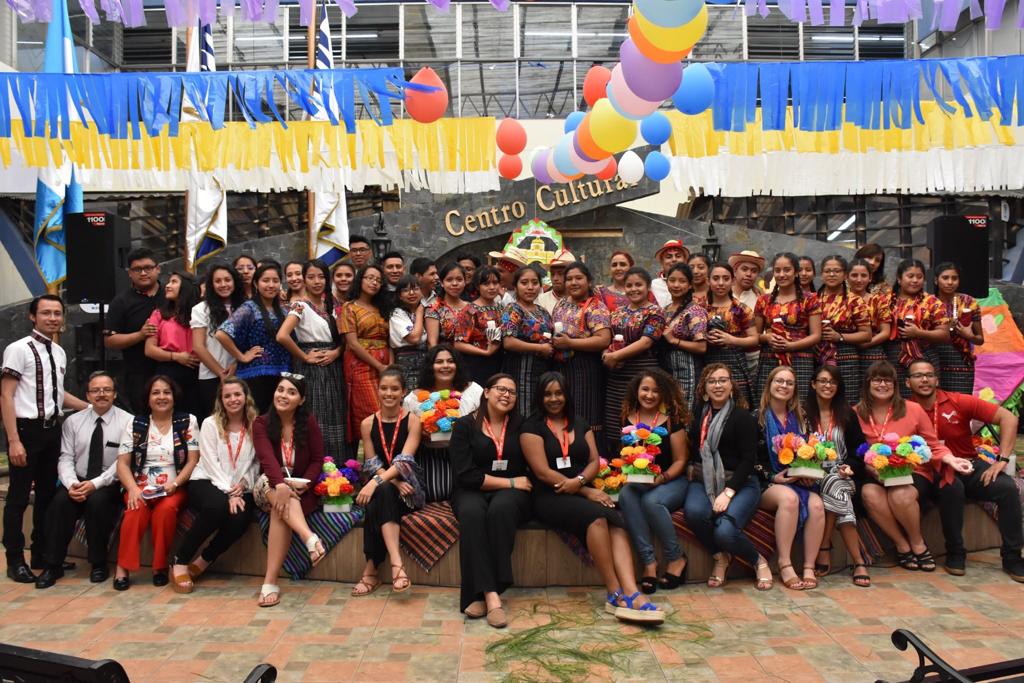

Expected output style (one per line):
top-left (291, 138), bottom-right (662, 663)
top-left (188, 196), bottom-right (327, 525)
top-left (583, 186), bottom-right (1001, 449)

top-left (405, 5), bottom-right (456, 60)
top-left (122, 10), bottom-right (171, 67)
top-left (346, 5), bottom-right (399, 61)
top-left (575, 4), bottom-right (629, 60)
top-left (520, 4), bottom-right (572, 59)
top-left (459, 63), bottom-right (520, 118)
top-left (697, 5), bottom-right (744, 61)
top-left (518, 60), bottom-right (575, 118)
top-left (233, 9), bottom-right (288, 65)
top-left (746, 13), bottom-right (800, 61)
top-left (462, 3), bottom-right (514, 60)
top-left (803, 8), bottom-right (855, 61)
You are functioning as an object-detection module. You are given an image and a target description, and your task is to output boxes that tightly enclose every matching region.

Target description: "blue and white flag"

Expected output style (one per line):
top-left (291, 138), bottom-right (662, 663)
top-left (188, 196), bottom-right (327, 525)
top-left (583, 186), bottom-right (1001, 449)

top-left (34, 0), bottom-right (82, 287)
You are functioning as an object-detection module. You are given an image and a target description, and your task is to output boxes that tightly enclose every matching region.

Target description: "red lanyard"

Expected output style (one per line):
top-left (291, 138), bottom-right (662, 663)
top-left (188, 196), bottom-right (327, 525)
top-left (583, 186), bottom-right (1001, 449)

top-left (483, 415), bottom-right (510, 461)
top-left (699, 411), bottom-right (712, 450)
top-left (227, 427), bottom-right (247, 471)
top-left (376, 411), bottom-right (405, 465)
top-left (281, 439), bottom-right (295, 470)
top-left (817, 414), bottom-right (834, 440)
top-left (867, 405), bottom-right (893, 443)
top-left (546, 417), bottom-right (570, 459)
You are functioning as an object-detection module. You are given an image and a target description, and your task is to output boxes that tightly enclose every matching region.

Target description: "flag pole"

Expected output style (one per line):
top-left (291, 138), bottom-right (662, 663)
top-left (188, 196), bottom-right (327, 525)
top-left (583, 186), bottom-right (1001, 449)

top-left (306, 4), bottom-right (317, 260)
top-left (183, 24), bottom-right (195, 274)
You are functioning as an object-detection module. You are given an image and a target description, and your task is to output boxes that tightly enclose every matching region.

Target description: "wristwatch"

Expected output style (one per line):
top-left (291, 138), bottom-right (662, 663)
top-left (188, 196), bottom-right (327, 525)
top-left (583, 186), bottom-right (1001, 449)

top-left (373, 474), bottom-right (384, 485)
top-left (724, 489), bottom-right (735, 499)
top-left (576, 475), bottom-right (586, 486)
top-left (998, 455), bottom-right (1011, 463)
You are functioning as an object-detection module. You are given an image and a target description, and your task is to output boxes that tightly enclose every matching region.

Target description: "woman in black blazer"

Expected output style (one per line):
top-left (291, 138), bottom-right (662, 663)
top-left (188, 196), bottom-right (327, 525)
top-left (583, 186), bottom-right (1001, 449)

top-left (449, 373), bottom-right (533, 629)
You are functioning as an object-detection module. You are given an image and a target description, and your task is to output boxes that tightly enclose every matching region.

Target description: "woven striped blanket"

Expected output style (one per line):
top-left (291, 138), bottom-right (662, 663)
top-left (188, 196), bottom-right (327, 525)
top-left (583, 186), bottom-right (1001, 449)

top-left (399, 502), bottom-right (460, 571)
top-left (256, 508), bottom-right (363, 580)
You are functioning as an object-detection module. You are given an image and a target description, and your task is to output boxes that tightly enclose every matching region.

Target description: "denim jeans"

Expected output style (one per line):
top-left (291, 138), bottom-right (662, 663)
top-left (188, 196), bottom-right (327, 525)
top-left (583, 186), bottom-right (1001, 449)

top-left (617, 478), bottom-right (690, 566)
top-left (682, 475), bottom-right (762, 566)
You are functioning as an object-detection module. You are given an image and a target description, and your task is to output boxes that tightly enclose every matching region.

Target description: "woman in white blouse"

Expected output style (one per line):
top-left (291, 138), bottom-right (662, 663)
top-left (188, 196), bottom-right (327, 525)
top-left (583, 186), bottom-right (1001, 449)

top-left (191, 262), bottom-right (245, 421)
top-left (276, 259), bottom-right (347, 457)
top-left (389, 274), bottom-right (427, 391)
top-left (169, 378), bottom-right (260, 593)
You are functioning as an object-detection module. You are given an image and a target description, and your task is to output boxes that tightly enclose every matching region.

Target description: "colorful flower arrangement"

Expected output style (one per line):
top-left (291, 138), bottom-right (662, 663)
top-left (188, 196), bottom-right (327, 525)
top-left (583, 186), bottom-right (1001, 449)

top-left (773, 432), bottom-right (837, 479)
top-left (415, 389), bottom-right (463, 441)
top-left (315, 456), bottom-right (360, 512)
top-left (972, 434), bottom-right (1000, 464)
top-left (619, 423), bottom-right (665, 484)
top-left (856, 433), bottom-right (932, 487)
top-left (593, 457), bottom-right (626, 502)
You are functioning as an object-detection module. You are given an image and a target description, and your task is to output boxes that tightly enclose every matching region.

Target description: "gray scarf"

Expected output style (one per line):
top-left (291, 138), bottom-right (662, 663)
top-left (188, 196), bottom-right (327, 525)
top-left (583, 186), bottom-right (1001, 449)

top-left (700, 399), bottom-right (733, 500)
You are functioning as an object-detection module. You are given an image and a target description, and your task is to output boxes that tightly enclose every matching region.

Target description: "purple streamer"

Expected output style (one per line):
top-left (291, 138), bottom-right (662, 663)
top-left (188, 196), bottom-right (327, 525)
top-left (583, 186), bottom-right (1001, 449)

top-left (939, 0), bottom-right (962, 30)
top-left (122, 0), bottom-right (142, 26)
top-left (262, 0), bottom-right (278, 22)
top-left (163, 0), bottom-right (186, 26)
top-left (490, 0), bottom-right (510, 11)
top-left (76, 0), bottom-right (99, 22)
top-left (335, 0), bottom-right (354, 17)
top-left (969, 0), bottom-right (983, 20)
top-left (298, 0), bottom-right (311, 25)
top-left (199, 0), bottom-right (216, 25)
top-left (424, 0), bottom-right (451, 11)
top-left (984, 0), bottom-right (1007, 27)
top-left (808, 0), bottom-right (824, 24)
top-left (1018, 0), bottom-right (1024, 28)
top-left (828, 0), bottom-right (845, 24)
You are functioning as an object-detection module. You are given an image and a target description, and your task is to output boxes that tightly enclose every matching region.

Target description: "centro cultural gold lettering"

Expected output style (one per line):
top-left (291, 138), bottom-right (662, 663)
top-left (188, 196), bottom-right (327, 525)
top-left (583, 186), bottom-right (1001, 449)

top-left (445, 209), bottom-right (464, 236)
top-left (536, 185), bottom-right (555, 212)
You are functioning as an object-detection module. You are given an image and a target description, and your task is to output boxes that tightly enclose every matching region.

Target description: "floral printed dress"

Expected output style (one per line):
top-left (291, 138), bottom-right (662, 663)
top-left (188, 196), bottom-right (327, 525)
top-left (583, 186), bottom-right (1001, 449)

top-left (604, 303), bottom-right (665, 454)
top-left (500, 302), bottom-right (554, 418)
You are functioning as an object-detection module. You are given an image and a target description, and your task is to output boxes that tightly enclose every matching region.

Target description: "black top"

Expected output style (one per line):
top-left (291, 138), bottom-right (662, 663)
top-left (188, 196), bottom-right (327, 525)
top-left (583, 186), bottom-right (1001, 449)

top-left (106, 286), bottom-right (166, 369)
top-left (620, 417), bottom-right (686, 471)
top-left (449, 414), bottom-right (527, 490)
top-left (687, 406), bottom-right (758, 492)
top-left (521, 415), bottom-right (592, 485)
top-left (370, 413), bottom-right (413, 465)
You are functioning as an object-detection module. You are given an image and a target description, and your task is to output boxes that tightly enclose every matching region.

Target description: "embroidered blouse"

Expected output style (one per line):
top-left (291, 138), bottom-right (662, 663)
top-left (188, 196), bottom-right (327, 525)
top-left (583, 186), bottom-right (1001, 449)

top-left (864, 290), bottom-right (892, 333)
top-left (610, 303), bottom-right (665, 345)
top-left (706, 299), bottom-right (754, 337)
top-left (754, 291), bottom-right (821, 342)
top-left (454, 302), bottom-right (504, 351)
top-left (942, 293), bottom-right (981, 363)
top-left (888, 293), bottom-right (949, 363)
top-left (500, 302), bottom-right (553, 344)
top-left (664, 301), bottom-right (708, 343)
top-left (339, 301), bottom-right (388, 351)
top-left (551, 296), bottom-right (611, 362)
top-left (818, 289), bottom-right (869, 364)
top-left (425, 298), bottom-right (468, 345)
top-left (218, 300), bottom-right (290, 379)
top-left (595, 285), bottom-right (628, 312)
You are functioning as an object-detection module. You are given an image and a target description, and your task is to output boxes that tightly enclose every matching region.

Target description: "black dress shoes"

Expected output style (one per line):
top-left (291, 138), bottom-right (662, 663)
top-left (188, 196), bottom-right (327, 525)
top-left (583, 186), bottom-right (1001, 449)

top-left (90, 564), bottom-right (109, 583)
top-left (31, 559), bottom-right (76, 571)
top-left (7, 563), bottom-right (37, 584)
top-left (112, 576), bottom-right (130, 591)
top-left (35, 567), bottom-right (64, 589)
top-left (152, 572), bottom-right (169, 587)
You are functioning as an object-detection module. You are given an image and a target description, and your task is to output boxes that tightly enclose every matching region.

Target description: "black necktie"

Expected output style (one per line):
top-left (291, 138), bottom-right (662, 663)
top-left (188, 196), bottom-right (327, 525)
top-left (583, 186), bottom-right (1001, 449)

top-left (40, 338), bottom-right (59, 419)
top-left (86, 416), bottom-right (104, 480)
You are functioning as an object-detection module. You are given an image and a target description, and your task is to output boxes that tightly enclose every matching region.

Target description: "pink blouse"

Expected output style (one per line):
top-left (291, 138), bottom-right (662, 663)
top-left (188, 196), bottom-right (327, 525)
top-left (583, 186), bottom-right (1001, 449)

top-left (857, 400), bottom-right (955, 487)
top-left (148, 310), bottom-right (193, 354)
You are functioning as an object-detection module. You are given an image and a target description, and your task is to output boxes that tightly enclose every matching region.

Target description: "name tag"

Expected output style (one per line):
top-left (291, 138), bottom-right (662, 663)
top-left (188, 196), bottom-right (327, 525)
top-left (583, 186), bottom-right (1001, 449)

top-left (491, 460), bottom-right (507, 472)
top-left (556, 457), bottom-right (572, 470)
top-left (105, 441), bottom-right (119, 448)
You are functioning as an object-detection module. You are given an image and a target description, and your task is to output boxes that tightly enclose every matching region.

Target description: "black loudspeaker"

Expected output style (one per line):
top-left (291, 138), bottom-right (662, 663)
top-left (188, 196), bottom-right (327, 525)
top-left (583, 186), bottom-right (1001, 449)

top-left (66, 211), bottom-right (130, 304)
top-left (927, 215), bottom-right (990, 299)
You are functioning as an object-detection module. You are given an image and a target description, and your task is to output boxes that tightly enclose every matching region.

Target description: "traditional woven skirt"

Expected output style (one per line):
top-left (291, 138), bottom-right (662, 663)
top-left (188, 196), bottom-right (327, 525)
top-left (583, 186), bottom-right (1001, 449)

top-left (660, 347), bottom-right (701, 415)
top-left (296, 341), bottom-right (347, 458)
top-left (833, 342), bottom-right (862, 405)
top-left (934, 342), bottom-right (975, 394)
top-left (502, 351), bottom-right (551, 419)
top-left (705, 346), bottom-right (754, 407)
top-left (558, 351), bottom-right (605, 435)
top-left (604, 353), bottom-right (659, 454)
top-left (756, 349), bottom-right (816, 403)
top-left (465, 349), bottom-right (505, 388)
top-left (819, 469), bottom-right (857, 526)
top-left (394, 346), bottom-right (426, 394)
top-left (343, 346), bottom-right (388, 437)
top-left (884, 342), bottom-right (942, 398)
top-left (418, 445), bottom-right (454, 503)
top-left (859, 346), bottom-right (886, 378)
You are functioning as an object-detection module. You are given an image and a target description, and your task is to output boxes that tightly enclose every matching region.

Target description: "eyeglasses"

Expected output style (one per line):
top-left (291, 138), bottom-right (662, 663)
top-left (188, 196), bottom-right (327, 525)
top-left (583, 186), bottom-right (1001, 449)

top-left (909, 373), bottom-right (937, 380)
top-left (236, 264), bottom-right (256, 272)
top-left (813, 378), bottom-right (837, 386)
top-left (772, 378), bottom-right (796, 387)
top-left (88, 387), bottom-right (114, 395)
top-left (490, 386), bottom-right (517, 397)
top-left (363, 275), bottom-right (382, 283)
top-left (129, 265), bottom-right (157, 274)
top-left (350, 246), bottom-right (371, 254)
top-left (705, 378), bottom-right (731, 386)
top-left (870, 377), bottom-right (895, 386)
top-left (281, 372), bottom-right (305, 381)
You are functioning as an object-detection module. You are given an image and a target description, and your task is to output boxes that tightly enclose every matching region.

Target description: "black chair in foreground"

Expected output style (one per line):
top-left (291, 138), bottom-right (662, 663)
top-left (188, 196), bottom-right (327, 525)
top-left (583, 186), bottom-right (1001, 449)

top-left (0, 642), bottom-right (129, 682)
top-left (877, 629), bottom-right (1024, 683)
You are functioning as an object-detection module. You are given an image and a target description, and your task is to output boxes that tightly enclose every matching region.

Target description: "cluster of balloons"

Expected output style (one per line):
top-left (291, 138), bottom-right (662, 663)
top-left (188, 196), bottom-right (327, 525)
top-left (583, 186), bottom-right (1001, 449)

top-left (495, 118), bottom-right (528, 180)
top-left (519, 0), bottom-right (716, 185)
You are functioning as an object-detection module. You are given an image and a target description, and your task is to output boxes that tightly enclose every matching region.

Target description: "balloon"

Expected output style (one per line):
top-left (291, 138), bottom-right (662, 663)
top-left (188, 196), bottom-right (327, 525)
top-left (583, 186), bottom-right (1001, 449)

top-left (553, 135), bottom-right (581, 177)
top-left (564, 111), bottom-right (586, 134)
top-left (496, 118), bottom-right (527, 155)
top-left (618, 150), bottom-right (644, 184)
top-left (596, 157), bottom-right (617, 180)
top-left (640, 112), bottom-right (672, 146)
top-left (532, 149), bottom-right (554, 184)
top-left (607, 65), bottom-right (663, 120)
top-left (634, 4), bottom-right (708, 52)
top-left (583, 66), bottom-right (613, 107)
top-left (498, 154), bottom-right (523, 180)
top-left (546, 152), bottom-right (573, 183)
top-left (589, 98), bottom-right (638, 155)
top-left (572, 131), bottom-right (602, 164)
top-left (672, 63), bottom-right (715, 115)
top-left (633, 0), bottom-right (704, 28)
top-left (576, 115), bottom-right (610, 161)
top-left (627, 16), bottom-right (693, 64)
top-left (568, 139), bottom-right (608, 175)
top-left (405, 67), bottom-right (449, 124)
top-left (619, 39), bottom-right (683, 103)
top-left (644, 150), bottom-right (671, 181)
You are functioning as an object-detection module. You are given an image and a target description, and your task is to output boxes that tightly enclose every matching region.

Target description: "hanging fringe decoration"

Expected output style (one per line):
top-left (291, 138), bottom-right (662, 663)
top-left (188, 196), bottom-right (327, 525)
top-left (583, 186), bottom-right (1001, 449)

top-left (745, 0), bottom-right (1020, 29)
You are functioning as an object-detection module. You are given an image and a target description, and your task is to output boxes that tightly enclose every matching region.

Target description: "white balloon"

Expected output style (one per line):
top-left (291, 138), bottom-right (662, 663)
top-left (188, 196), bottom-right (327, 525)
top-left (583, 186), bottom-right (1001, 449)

top-left (618, 150), bottom-right (645, 184)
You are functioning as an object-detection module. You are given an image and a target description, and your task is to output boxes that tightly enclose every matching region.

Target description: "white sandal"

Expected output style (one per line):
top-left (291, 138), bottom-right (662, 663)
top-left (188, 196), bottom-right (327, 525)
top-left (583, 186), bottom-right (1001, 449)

top-left (258, 584), bottom-right (280, 608)
top-left (306, 534), bottom-right (325, 567)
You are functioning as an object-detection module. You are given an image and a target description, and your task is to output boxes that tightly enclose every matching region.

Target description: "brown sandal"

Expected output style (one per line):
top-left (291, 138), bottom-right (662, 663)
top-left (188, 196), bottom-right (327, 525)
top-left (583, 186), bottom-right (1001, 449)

top-left (351, 575), bottom-right (381, 597)
top-left (171, 570), bottom-right (194, 594)
top-left (779, 563), bottom-right (804, 591)
top-left (187, 562), bottom-right (206, 580)
top-left (391, 564), bottom-right (411, 593)
top-left (801, 565), bottom-right (819, 590)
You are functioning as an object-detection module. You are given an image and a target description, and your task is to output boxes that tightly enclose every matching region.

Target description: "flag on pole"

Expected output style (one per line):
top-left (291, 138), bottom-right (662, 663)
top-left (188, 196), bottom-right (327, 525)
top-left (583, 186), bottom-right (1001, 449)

top-left (33, 0), bottom-right (82, 288)
top-left (309, 0), bottom-right (349, 266)
top-left (183, 19), bottom-right (227, 272)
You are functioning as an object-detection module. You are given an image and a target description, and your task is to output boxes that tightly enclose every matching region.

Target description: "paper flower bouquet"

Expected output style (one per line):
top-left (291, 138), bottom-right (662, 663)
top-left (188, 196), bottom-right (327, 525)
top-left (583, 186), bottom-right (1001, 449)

top-left (973, 434), bottom-right (1000, 464)
top-left (773, 432), bottom-right (836, 479)
top-left (415, 389), bottom-right (462, 442)
top-left (593, 457), bottom-right (626, 502)
top-left (619, 423), bottom-right (666, 484)
top-left (314, 457), bottom-right (360, 512)
top-left (856, 433), bottom-right (932, 487)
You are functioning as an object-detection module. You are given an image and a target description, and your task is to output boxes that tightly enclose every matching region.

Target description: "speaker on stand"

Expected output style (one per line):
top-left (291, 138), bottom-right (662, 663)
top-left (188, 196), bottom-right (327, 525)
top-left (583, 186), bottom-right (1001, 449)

top-left (926, 215), bottom-right (990, 299)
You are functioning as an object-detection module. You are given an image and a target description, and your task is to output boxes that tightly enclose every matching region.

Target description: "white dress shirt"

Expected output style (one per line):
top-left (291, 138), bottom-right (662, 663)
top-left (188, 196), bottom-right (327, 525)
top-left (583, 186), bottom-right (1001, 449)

top-left (58, 405), bottom-right (133, 489)
top-left (1, 331), bottom-right (67, 420)
top-left (191, 417), bottom-right (260, 493)
top-left (536, 290), bottom-right (564, 315)
top-left (389, 307), bottom-right (426, 349)
top-left (651, 277), bottom-right (671, 308)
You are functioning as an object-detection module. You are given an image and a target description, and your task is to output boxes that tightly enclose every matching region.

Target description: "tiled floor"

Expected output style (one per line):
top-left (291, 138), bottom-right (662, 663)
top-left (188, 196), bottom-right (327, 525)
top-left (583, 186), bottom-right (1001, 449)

top-left (2, 550), bottom-right (1023, 682)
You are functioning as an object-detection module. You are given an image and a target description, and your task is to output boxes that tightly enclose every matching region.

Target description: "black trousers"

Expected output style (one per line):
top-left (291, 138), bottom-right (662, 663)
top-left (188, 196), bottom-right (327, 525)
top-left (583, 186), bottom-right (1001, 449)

top-left (959, 459), bottom-right (1023, 561)
top-left (43, 485), bottom-right (123, 567)
top-left (173, 480), bottom-right (254, 565)
top-left (451, 488), bottom-right (532, 612)
top-left (197, 378), bottom-right (221, 424)
top-left (121, 369), bottom-right (152, 414)
top-left (363, 482), bottom-right (410, 566)
top-left (3, 420), bottom-right (60, 564)
top-left (913, 472), bottom-right (967, 556)
top-left (247, 376), bottom-right (279, 415)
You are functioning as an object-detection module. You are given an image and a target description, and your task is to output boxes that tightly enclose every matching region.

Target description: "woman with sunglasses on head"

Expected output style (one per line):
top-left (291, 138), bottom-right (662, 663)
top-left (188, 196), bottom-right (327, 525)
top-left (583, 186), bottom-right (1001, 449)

top-left (522, 372), bottom-right (665, 624)
top-left (803, 365), bottom-right (871, 587)
top-left (847, 258), bottom-right (891, 379)
top-left (500, 266), bottom-right (555, 418)
top-left (756, 365), bottom-right (825, 591)
top-left (216, 262), bottom-right (291, 413)
top-left (932, 262), bottom-right (984, 393)
top-left (233, 255), bottom-right (257, 300)
top-left (704, 263), bottom-right (759, 407)
top-left (276, 259), bottom-right (347, 458)
top-left (596, 251), bottom-right (635, 312)
top-left (353, 367), bottom-right (423, 597)
top-left (454, 265), bottom-right (505, 386)
top-left (389, 274), bottom-right (428, 392)
top-left (145, 271), bottom-right (202, 417)
top-left (449, 373), bottom-right (533, 628)
top-left (426, 263), bottom-right (469, 348)
top-left (885, 259), bottom-right (949, 397)
top-left (816, 255), bottom-right (871, 402)
top-left (252, 374), bottom-right (326, 607)
top-left (192, 262), bottom-right (245, 421)
top-left (660, 263), bottom-right (708, 414)
top-left (686, 254), bottom-right (712, 310)
top-left (682, 364), bottom-right (771, 590)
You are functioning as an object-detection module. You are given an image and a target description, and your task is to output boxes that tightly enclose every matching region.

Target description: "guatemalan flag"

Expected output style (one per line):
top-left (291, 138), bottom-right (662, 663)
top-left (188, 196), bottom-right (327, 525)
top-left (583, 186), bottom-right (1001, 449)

top-left (183, 20), bottom-right (228, 272)
top-left (309, 0), bottom-right (349, 267)
top-left (34, 0), bottom-right (82, 287)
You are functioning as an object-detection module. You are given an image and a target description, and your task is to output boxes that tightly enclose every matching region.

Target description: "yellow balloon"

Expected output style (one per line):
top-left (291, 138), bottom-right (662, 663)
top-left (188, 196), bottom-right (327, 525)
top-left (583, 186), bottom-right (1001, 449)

top-left (634, 3), bottom-right (708, 52)
top-left (588, 98), bottom-right (637, 154)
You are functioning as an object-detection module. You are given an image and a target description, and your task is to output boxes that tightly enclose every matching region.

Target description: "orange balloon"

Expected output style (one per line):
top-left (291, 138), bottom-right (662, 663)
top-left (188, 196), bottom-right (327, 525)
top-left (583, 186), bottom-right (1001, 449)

top-left (496, 119), bottom-right (527, 156)
top-left (498, 154), bottom-right (523, 180)
top-left (627, 16), bottom-right (693, 64)
top-left (583, 66), bottom-right (613, 107)
top-left (576, 115), bottom-right (611, 160)
top-left (406, 67), bottom-right (449, 124)
top-left (596, 157), bottom-right (617, 180)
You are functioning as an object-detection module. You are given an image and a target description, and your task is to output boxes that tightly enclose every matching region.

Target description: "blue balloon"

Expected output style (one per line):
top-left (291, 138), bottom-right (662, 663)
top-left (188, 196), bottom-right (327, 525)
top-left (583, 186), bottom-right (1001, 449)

top-left (564, 111), bottom-right (586, 134)
top-left (644, 151), bottom-right (671, 182)
top-left (553, 135), bottom-right (580, 177)
top-left (635, 0), bottom-right (703, 28)
top-left (672, 63), bottom-right (715, 115)
top-left (640, 112), bottom-right (672, 146)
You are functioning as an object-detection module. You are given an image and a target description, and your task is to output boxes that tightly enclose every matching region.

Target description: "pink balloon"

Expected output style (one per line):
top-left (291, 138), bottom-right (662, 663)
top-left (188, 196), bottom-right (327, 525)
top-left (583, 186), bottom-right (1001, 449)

top-left (573, 134), bottom-right (603, 164)
top-left (607, 64), bottom-right (663, 120)
top-left (546, 152), bottom-right (572, 183)
top-left (568, 139), bottom-right (608, 175)
top-left (532, 149), bottom-right (554, 184)
top-left (619, 40), bottom-right (683, 103)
